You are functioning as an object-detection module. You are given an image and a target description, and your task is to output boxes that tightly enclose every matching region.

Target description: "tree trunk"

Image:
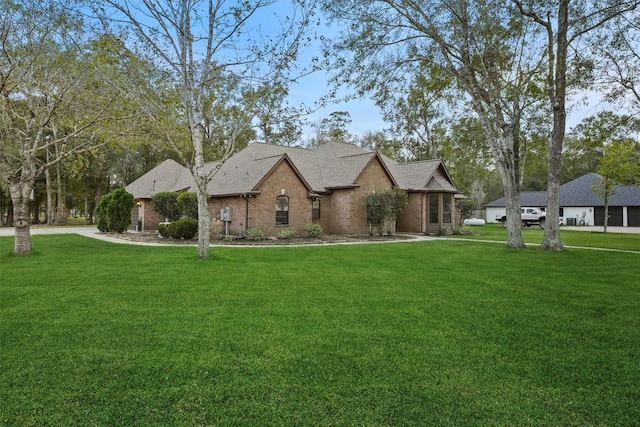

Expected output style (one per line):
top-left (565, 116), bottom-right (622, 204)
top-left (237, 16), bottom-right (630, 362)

top-left (84, 193), bottom-right (91, 224)
top-left (45, 160), bottom-right (55, 225)
top-left (192, 127), bottom-right (210, 260)
top-left (541, 0), bottom-right (568, 251)
top-left (195, 183), bottom-right (210, 259)
top-left (541, 87), bottom-right (566, 250)
top-left (55, 162), bottom-right (67, 225)
top-left (541, 104), bottom-right (565, 250)
top-left (498, 164), bottom-right (525, 249)
top-left (9, 181), bottom-right (34, 256)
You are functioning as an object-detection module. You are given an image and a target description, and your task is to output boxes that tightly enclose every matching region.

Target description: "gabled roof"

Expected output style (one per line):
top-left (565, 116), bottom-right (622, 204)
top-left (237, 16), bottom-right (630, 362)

top-left (484, 172), bottom-right (640, 207)
top-left (385, 158), bottom-right (457, 193)
top-left (126, 141), bottom-right (459, 198)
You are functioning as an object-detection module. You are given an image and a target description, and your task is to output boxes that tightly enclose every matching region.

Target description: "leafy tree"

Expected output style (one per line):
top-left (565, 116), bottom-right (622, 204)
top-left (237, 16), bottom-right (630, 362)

top-left (358, 131), bottom-right (404, 161)
top-left (379, 64), bottom-right (459, 161)
top-left (593, 138), bottom-right (640, 229)
top-left (366, 192), bottom-right (387, 236)
top-left (513, 0), bottom-right (640, 251)
top-left (252, 83), bottom-right (307, 146)
top-left (564, 112), bottom-right (640, 182)
top-left (0, 0), bottom-right (139, 255)
top-left (93, 0), bottom-right (315, 260)
top-left (322, 0), bottom-right (547, 248)
top-left (96, 188), bottom-right (135, 233)
top-left (456, 199), bottom-right (476, 227)
top-left (307, 111), bottom-right (357, 147)
top-left (366, 189), bottom-right (408, 235)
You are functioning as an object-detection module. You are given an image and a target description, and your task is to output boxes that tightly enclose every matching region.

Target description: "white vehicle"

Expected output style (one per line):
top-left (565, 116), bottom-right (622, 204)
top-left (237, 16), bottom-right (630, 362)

top-left (495, 207), bottom-right (561, 228)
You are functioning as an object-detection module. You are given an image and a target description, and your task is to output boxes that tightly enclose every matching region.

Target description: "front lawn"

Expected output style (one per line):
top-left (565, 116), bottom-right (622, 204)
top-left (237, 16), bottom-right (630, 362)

top-left (1, 235), bottom-right (639, 425)
top-left (455, 223), bottom-right (640, 251)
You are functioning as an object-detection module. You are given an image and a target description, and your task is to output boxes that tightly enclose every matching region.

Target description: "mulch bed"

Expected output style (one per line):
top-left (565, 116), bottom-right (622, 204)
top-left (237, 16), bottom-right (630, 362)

top-left (111, 231), bottom-right (415, 245)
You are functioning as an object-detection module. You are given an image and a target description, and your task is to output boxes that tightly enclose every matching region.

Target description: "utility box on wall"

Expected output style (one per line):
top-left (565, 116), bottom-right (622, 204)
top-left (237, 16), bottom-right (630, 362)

top-left (220, 207), bottom-right (232, 222)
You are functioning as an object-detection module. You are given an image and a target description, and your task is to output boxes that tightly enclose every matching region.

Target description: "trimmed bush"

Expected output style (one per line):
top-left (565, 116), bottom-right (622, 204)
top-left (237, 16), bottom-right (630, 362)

top-left (177, 192), bottom-right (198, 220)
top-left (246, 227), bottom-right (268, 240)
top-left (157, 223), bottom-right (170, 238)
top-left (168, 218), bottom-right (198, 240)
top-left (277, 229), bottom-right (297, 240)
top-left (303, 223), bottom-right (323, 237)
top-left (96, 188), bottom-right (135, 233)
top-left (152, 192), bottom-right (181, 221)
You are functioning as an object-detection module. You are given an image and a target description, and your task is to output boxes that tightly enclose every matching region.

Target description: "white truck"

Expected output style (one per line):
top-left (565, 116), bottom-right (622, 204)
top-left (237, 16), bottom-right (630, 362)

top-left (495, 207), bottom-right (553, 228)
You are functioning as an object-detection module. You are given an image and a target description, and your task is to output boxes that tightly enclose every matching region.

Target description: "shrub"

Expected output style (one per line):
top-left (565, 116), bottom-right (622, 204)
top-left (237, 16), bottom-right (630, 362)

top-left (157, 223), bottom-right (170, 238)
top-left (96, 200), bottom-right (109, 232)
top-left (177, 192), bottom-right (198, 220)
top-left (277, 229), bottom-right (297, 240)
top-left (435, 227), bottom-right (451, 236)
top-left (96, 188), bottom-right (135, 233)
top-left (246, 227), bottom-right (268, 240)
top-left (456, 199), bottom-right (476, 227)
top-left (168, 217), bottom-right (198, 240)
top-left (452, 225), bottom-right (474, 236)
top-left (303, 223), bottom-right (323, 237)
top-left (367, 188), bottom-right (408, 235)
top-left (209, 218), bottom-right (224, 240)
top-left (152, 192), bottom-right (181, 221)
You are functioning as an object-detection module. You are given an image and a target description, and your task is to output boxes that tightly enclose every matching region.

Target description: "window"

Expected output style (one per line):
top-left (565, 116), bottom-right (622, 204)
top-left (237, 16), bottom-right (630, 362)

top-left (429, 193), bottom-right (439, 223)
top-left (443, 194), bottom-right (451, 224)
top-left (276, 195), bottom-right (289, 225)
top-left (312, 199), bottom-right (320, 220)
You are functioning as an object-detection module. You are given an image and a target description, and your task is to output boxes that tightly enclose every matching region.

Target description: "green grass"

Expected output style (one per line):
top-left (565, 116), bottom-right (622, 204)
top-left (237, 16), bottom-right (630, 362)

top-left (455, 223), bottom-right (640, 251)
top-left (1, 234), bottom-right (639, 426)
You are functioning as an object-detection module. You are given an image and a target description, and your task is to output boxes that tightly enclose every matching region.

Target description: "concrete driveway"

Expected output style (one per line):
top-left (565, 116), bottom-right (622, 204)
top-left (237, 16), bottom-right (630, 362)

top-left (0, 225), bottom-right (168, 246)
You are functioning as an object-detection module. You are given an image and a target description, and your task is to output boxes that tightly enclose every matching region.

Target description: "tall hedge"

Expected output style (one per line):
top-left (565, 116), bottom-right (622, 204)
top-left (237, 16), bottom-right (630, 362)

top-left (366, 188), bottom-right (408, 235)
top-left (152, 191), bottom-right (198, 221)
top-left (151, 192), bottom-right (181, 221)
top-left (177, 192), bottom-right (198, 219)
top-left (96, 188), bottom-right (135, 233)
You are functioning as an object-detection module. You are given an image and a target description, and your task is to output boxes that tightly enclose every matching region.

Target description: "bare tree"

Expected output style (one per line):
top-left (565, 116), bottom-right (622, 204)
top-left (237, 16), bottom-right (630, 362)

top-left (94, 0), bottom-right (314, 259)
top-left (0, 0), bottom-right (137, 255)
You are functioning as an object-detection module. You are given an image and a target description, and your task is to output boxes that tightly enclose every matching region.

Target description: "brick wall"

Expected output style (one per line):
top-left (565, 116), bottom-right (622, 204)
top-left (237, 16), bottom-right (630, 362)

top-left (326, 189), bottom-right (352, 234)
top-left (209, 197), bottom-right (248, 237)
top-left (250, 159), bottom-right (312, 236)
top-left (352, 158), bottom-right (394, 234)
top-left (397, 192), bottom-right (424, 233)
top-left (139, 200), bottom-right (165, 231)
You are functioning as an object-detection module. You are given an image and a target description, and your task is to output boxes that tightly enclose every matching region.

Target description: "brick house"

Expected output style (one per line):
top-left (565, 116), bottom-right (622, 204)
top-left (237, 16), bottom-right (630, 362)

top-left (125, 141), bottom-right (459, 236)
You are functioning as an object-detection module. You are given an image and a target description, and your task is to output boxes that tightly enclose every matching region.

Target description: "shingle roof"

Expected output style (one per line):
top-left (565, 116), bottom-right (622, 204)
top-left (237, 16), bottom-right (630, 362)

top-left (127, 141), bottom-right (458, 198)
top-left (484, 172), bottom-right (640, 207)
top-left (125, 159), bottom-right (195, 199)
top-left (484, 191), bottom-right (547, 208)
